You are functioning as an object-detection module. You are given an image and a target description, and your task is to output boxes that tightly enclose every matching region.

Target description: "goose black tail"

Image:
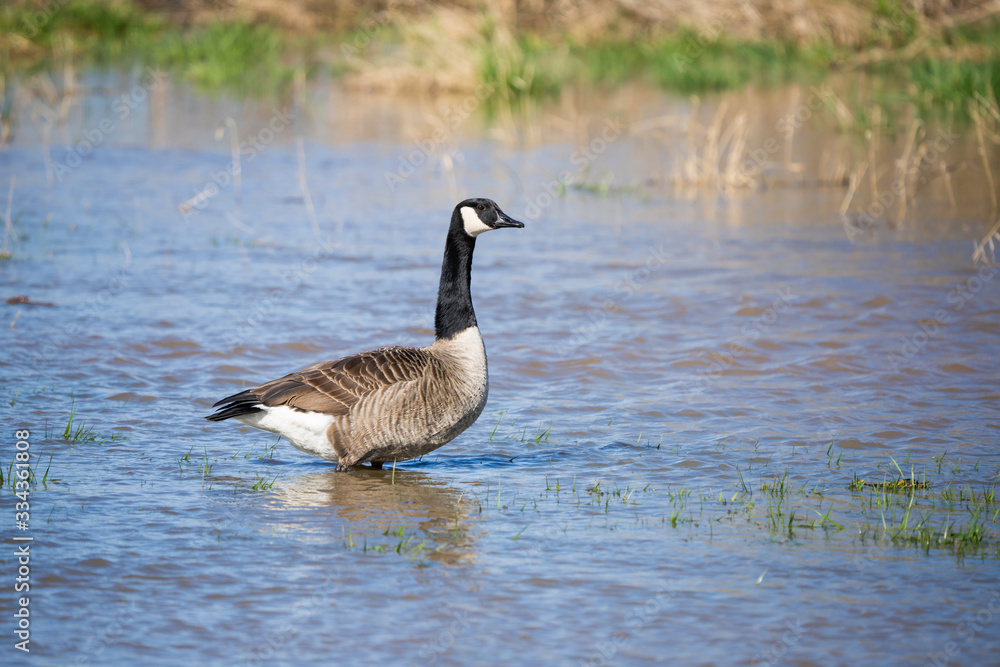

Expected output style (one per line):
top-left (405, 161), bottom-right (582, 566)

top-left (206, 390), bottom-right (263, 422)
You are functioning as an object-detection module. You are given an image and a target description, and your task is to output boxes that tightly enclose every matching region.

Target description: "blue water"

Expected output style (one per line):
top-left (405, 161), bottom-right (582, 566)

top-left (1, 72), bottom-right (999, 666)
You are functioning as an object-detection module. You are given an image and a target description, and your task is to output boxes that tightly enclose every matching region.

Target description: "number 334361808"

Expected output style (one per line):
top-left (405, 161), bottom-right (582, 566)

top-left (14, 429), bottom-right (31, 500)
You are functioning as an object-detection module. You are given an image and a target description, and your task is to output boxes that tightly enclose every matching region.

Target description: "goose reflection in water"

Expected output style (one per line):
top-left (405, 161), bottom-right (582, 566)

top-left (267, 468), bottom-right (479, 566)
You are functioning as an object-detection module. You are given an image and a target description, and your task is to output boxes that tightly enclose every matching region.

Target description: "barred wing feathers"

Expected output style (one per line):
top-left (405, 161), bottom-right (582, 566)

top-left (254, 346), bottom-right (436, 414)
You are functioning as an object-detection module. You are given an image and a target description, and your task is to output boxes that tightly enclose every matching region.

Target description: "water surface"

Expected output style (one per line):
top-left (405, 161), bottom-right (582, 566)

top-left (2, 71), bottom-right (999, 666)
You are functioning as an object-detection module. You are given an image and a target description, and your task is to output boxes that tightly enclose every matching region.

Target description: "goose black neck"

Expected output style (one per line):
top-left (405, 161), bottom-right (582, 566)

top-left (434, 228), bottom-right (477, 340)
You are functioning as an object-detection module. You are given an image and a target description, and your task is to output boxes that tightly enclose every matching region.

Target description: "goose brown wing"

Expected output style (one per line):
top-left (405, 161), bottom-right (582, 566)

top-left (253, 346), bottom-right (435, 415)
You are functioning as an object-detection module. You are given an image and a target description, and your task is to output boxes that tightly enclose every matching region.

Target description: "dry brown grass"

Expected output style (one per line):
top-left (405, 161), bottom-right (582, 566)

top-left (109, 0), bottom-right (1000, 94)
top-left (837, 91), bottom-right (1000, 240)
top-left (130, 0), bottom-right (1000, 45)
top-left (670, 100), bottom-right (755, 192)
top-left (340, 6), bottom-right (486, 93)
top-left (973, 217), bottom-right (1000, 264)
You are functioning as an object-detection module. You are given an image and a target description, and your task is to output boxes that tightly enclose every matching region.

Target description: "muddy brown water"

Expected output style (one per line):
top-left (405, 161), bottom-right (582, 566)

top-left (1, 70), bottom-right (999, 665)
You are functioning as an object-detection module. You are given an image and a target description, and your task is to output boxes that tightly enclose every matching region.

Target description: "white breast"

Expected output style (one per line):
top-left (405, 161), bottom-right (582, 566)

top-left (418, 326), bottom-right (490, 447)
top-left (430, 326), bottom-right (488, 389)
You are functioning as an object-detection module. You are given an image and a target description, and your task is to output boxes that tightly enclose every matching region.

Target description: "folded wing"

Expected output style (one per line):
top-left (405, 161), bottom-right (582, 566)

top-left (208, 346), bottom-right (436, 421)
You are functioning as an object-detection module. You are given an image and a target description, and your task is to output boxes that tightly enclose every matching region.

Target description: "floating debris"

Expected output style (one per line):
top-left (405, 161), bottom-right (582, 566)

top-left (5, 295), bottom-right (56, 307)
top-left (849, 478), bottom-right (929, 492)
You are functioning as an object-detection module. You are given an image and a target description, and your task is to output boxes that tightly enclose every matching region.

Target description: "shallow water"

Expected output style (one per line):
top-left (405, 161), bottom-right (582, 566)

top-left (1, 71), bottom-right (999, 665)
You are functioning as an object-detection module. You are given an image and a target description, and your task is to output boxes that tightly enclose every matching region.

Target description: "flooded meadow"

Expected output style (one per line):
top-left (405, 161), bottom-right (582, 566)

top-left (2, 69), bottom-right (1000, 665)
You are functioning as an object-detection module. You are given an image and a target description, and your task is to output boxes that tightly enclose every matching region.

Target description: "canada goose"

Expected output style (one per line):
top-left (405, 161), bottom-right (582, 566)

top-left (207, 198), bottom-right (524, 471)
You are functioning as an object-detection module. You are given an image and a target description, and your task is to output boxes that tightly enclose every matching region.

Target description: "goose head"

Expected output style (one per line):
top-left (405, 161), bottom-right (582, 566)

top-left (454, 198), bottom-right (525, 238)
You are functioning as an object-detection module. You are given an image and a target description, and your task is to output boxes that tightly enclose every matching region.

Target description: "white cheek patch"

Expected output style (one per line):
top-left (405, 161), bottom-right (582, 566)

top-left (460, 206), bottom-right (494, 237)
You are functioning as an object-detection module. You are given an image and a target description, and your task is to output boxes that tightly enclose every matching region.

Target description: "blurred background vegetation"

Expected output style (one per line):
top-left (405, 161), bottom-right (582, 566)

top-left (1, 0), bottom-right (998, 114)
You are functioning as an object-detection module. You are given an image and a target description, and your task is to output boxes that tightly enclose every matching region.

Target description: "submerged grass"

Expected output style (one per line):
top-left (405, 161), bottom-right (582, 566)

top-left (1, 451), bottom-right (54, 493)
top-left (50, 405), bottom-right (129, 445)
top-left (509, 431), bottom-right (1000, 560)
top-left (166, 421), bottom-right (999, 567)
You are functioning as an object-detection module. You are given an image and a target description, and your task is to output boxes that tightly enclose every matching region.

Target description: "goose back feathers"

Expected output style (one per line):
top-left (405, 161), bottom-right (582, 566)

top-left (207, 198), bottom-right (523, 470)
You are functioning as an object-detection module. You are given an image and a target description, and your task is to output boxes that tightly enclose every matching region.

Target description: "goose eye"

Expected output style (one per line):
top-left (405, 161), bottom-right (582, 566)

top-left (477, 204), bottom-right (485, 211)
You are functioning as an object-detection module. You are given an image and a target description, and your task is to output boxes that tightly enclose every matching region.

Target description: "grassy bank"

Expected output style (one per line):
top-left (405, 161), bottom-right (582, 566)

top-left (1, 1), bottom-right (311, 94)
top-left (1, 0), bottom-right (998, 111)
